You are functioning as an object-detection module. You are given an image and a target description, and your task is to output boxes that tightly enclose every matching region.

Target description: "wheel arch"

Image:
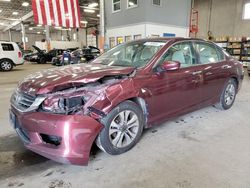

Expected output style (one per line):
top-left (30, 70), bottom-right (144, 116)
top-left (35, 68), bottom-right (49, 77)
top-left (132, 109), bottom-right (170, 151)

top-left (92, 96), bottom-right (149, 128)
top-left (127, 97), bottom-right (148, 127)
top-left (230, 76), bottom-right (239, 89)
top-left (0, 58), bottom-right (14, 65)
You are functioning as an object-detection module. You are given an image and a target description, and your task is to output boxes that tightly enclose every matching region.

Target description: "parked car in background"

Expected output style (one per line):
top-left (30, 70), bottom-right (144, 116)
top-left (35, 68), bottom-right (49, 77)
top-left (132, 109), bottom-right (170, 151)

top-left (0, 41), bottom-right (24, 71)
top-left (52, 46), bottom-right (100, 66)
top-left (82, 46), bottom-right (100, 61)
top-left (16, 43), bottom-right (33, 56)
top-left (10, 38), bottom-right (244, 165)
top-left (24, 46), bottom-right (64, 64)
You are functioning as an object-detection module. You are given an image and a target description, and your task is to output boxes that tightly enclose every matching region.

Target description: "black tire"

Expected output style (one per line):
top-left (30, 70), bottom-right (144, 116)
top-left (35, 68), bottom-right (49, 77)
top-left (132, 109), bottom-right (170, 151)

top-left (39, 57), bottom-right (47, 64)
top-left (0, 59), bottom-right (13, 71)
top-left (248, 73), bottom-right (250, 77)
top-left (96, 101), bottom-right (144, 155)
top-left (214, 79), bottom-right (237, 110)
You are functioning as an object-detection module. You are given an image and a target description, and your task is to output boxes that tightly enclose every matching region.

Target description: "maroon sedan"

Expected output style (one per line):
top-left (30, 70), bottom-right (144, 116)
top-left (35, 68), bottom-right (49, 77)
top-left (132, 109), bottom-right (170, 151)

top-left (10, 38), bottom-right (244, 165)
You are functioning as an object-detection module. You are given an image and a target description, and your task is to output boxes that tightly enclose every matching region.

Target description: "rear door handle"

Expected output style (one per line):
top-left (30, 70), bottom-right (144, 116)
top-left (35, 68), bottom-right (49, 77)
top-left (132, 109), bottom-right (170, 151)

top-left (192, 71), bottom-right (202, 75)
top-left (205, 72), bottom-right (213, 76)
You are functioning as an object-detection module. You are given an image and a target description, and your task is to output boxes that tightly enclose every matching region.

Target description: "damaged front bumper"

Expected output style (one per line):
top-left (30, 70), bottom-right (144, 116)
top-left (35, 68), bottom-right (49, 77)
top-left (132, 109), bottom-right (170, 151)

top-left (10, 107), bottom-right (103, 165)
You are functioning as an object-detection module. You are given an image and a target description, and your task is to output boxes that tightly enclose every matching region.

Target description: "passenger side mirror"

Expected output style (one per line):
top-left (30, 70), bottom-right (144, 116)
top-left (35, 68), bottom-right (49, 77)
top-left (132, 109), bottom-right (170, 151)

top-left (160, 61), bottom-right (181, 71)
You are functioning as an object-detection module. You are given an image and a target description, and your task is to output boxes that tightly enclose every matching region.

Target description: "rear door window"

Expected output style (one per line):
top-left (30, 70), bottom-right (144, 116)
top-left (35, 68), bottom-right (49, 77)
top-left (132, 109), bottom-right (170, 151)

top-left (1, 43), bottom-right (14, 51)
top-left (195, 42), bottom-right (219, 64)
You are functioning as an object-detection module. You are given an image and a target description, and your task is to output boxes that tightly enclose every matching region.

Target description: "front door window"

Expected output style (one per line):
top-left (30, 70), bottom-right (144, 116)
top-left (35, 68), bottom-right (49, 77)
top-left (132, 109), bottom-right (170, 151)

top-left (159, 42), bottom-right (196, 68)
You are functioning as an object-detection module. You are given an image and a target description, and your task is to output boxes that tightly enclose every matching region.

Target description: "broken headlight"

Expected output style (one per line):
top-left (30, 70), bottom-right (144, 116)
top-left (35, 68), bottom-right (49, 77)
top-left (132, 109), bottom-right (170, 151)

top-left (42, 96), bottom-right (85, 114)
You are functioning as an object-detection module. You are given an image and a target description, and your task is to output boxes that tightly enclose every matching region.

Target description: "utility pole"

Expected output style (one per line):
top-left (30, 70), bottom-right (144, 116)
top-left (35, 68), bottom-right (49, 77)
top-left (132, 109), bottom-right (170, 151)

top-left (8, 29), bottom-right (12, 42)
top-left (21, 22), bottom-right (26, 50)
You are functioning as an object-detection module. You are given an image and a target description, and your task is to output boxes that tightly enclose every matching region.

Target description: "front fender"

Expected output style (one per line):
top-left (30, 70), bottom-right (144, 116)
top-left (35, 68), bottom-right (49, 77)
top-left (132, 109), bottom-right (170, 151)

top-left (90, 78), bottom-right (151, 118)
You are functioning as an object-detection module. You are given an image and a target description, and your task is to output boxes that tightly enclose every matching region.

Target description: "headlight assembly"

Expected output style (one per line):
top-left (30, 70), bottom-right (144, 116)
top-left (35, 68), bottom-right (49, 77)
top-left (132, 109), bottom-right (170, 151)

top-left (42, 96), bottom-right (86, 114)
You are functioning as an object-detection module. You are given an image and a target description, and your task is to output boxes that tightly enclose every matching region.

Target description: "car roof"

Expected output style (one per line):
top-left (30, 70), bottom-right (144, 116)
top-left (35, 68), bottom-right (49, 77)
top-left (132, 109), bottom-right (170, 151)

top-left (131, 37), bottom-right (207, 43)
top-left (0, 41), bottom-right (17, 44)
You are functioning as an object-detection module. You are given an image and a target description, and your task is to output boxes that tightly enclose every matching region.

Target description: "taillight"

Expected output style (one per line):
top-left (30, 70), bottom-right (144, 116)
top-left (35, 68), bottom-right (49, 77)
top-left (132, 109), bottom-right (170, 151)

top-left (18, 51), bottom-right (22, 58)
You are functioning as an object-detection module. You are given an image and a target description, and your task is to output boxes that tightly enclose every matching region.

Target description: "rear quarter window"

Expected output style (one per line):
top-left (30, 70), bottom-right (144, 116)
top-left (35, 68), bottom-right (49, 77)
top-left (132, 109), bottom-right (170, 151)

top-left (215, 46), bottom-right (226, 61)
top-left (1, 43), bottom-right (14, 51)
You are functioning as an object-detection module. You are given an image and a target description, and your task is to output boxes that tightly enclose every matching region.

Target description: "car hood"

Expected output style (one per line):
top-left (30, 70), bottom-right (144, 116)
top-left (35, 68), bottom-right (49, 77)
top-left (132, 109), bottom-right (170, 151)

top-left (18, 64), bottom-right (135, 95)
top-left (32, 45), bottom-right (46, 54)
top-left (24, 52), bottom-right (38, 58)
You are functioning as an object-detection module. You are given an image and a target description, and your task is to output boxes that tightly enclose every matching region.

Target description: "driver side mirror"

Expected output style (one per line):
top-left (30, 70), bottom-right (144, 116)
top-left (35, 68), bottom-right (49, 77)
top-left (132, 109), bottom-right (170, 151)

top-left (159, 61), bottom-right (181, 72)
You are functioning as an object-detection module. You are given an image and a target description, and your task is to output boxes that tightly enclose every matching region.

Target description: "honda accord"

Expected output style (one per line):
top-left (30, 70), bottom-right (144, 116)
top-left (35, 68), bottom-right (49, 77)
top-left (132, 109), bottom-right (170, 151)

top-left (10, 38), bottom-right (244, 165)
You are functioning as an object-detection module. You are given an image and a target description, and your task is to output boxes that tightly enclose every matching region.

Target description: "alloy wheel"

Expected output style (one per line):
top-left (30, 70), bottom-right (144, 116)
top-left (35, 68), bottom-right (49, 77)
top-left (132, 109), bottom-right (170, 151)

top-left (109, 110), bottom-right (139, 148)
top-left (224, 83), bottom-right (236, 106)
top-left (1, 61), bottom-right (12, 71)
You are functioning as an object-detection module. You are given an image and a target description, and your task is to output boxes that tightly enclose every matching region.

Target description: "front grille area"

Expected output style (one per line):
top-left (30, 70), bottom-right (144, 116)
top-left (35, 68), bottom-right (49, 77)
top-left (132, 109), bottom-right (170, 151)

top-left (11, 91), bottom-right (36, 112)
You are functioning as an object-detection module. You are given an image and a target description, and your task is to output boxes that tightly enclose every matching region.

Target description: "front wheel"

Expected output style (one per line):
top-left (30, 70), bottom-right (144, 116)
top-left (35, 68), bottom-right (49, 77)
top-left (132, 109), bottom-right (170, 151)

top-left (39, 57), bottom-right (47, 64)
top-left (214, 79), bottom-right (237, 110)
top-left (96, 101), bottom-right (144, 155)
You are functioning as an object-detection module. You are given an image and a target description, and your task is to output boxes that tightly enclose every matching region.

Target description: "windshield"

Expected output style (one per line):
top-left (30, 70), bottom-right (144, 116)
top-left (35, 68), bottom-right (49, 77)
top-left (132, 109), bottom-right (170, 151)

top-left (93, 41), bottom-right (166, 68)
top-left (72, 49), bottom-right (83, 56)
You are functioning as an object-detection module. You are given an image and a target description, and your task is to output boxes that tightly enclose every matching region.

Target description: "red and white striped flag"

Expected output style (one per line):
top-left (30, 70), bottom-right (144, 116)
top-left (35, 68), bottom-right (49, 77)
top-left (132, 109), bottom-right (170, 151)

top-left (32, 0), bottom-right (81, 28)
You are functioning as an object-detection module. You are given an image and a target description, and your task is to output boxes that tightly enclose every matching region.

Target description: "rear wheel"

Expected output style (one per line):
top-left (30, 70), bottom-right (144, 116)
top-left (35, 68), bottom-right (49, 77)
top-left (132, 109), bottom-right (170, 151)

top-left (96, 101), bottom-right (144, 155)
top-left (215, 79), bottom-right (237, 110)
top-left (0, 59), bottom-right (13, 71)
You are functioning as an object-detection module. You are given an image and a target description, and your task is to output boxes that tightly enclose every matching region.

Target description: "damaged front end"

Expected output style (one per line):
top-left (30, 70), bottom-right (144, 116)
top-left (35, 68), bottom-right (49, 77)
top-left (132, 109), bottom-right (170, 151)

top-left (39, 75), bottom-right (126, 117)
top-left (10, 71), bottom-right (135, 165)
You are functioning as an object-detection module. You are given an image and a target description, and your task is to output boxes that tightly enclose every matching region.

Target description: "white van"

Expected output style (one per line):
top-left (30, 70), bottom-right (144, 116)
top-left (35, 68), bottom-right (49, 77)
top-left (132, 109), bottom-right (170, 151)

top-left (0, 41), bottom-right (24, 71)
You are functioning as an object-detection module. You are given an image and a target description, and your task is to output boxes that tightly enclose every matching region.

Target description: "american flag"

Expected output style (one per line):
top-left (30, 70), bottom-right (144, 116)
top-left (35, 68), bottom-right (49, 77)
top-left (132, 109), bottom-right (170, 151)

top-left (32, 0), bottom-right (81, 28)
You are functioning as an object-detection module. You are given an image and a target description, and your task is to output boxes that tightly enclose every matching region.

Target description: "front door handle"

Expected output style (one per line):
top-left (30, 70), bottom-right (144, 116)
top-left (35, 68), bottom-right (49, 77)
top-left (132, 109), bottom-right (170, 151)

top-left (192, 71), bottom-right (202, 75)
top-left (221, 65), bottom-right (231, 69)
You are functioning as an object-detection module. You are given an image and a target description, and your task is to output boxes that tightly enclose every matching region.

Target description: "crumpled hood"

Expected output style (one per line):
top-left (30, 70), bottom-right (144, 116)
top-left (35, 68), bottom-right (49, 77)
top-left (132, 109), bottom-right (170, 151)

top-left (18, 64), bottom-right (135, 95)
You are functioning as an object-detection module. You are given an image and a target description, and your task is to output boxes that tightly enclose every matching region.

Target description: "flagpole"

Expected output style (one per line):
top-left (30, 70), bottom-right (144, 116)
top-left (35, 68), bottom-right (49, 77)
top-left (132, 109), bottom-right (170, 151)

top-left (98, 0), bottom-right (105, 53)
top-left (45, 25), bottom-right (51, 51)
